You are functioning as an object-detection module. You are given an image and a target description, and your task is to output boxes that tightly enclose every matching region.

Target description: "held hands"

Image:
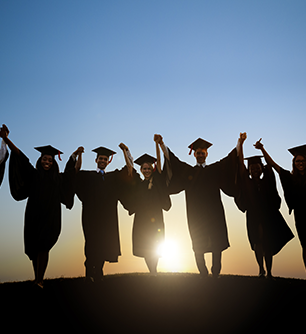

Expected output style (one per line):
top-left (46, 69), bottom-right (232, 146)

top-left (119, 143), bottom-right (129, 151)
top-left (254, 138), bottom-right (264, 150)
top-left (0, 124), bottom-right (9, 139)
top-left (240, 132), bottom-right (247, 141)
top-left (74, 147), bottom-right (84, 172)
top-left (73, 146), bottom-right (84, 156)
top-left (239, 132), bottom-right (247, 144)
top-left (237, 132), bottom-right (246, 159)
top-left (154, 134), bottom-right (164, 145)
top-left (119, 142), bottom-right (133, 176)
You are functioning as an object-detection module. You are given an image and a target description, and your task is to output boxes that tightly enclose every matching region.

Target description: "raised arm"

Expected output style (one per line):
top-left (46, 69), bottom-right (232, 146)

top-left (237, 132), bottom-right (247, 172)
top-left (119, 143), bottom-right (133, 176)
top-left (154, 134), bottom-right (170, 161)
top-left (0, 138), bottom-right (8, 164)
top-left (154, 134), bottom-right (175, 186)
top-left (72, 146), bottom-right (84, 172)
top-left (254, 139), bottom-right (281, 174)
top-left (0, 124), bottom-right (20, 155)
top-left (154, 136), bottom-right (162, 173)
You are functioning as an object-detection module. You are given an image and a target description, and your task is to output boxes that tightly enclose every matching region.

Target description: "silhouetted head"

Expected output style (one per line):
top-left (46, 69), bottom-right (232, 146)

top-left (35, 145), bottom-right (61, 173)
top-left (194, 148), bottom-right (208, 165)
top-left (292, 154), bottom-right (306, 175)
top-left (135, 154), bottom-right (156, 180)
top-left (188, 138), bottom-right (212, 165)
top-left (140, 163), bottom-right (154, 180)
top-left (288, 144), bottom-right (306, 175)
top-left (92, 146), bottom-right (116, 170)
top-left (245, 156), bottom-right (264, 179)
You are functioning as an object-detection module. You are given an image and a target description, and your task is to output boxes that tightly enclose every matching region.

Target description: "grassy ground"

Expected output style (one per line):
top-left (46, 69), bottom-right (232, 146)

top-left (1, 273), bottom-right (305, 333)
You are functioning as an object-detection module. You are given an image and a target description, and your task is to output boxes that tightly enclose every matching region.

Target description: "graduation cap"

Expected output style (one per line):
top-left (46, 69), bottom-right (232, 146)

top-left (35, 145), bottom-right (63, 161)
top-left (288, 144), bottom-right (306, 157)
top-left (244, 155), bottom-right (264, 169)
top-left (134, 154), bottom-right (157, 166)
top-left (92, 146), bottom-right (116, 163)
top-left (188, 138), bottom-right (212, 155)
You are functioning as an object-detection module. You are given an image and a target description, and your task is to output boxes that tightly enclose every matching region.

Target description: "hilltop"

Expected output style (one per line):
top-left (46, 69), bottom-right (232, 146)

top-left (1, 273), bottom-right (304, 333)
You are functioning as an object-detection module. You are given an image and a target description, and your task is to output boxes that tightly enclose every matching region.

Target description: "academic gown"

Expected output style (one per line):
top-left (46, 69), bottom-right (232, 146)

top-left (8, 151), bottom-right (76, 260)
top-left (165, 148), bottom-right (238, 254)
top-left (279, 168), bottom-right (306, 247)
top-left (235, 165), bottom-right (294, 255)
top-left (128, 170), bottom-right (171, 258)
top-left (74, 167), bottom-right (131, 264)
top-left (0, 151), bottom-right (9, 187)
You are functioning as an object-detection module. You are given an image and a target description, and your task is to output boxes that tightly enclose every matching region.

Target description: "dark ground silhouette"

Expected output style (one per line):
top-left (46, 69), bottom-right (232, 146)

top-left (0, 273), bottom-right (305, 333)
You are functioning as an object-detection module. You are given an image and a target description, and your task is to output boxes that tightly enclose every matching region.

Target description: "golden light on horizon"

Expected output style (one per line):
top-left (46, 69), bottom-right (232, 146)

top-left (157, 240), bottom-right (187, 272)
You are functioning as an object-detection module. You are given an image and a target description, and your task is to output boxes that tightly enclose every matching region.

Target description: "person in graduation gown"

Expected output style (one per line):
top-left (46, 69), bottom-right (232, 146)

top-left (236, 133), bottom-right (294, 278)
top-left (254, 139), bottom-right (306, 270)
top-left (154, 134), bottom-right (240, 278)
top-left (73, 145), bottom-right (133, 283)
top-left (123, 138), bottom-right (171, 275)
top-left (0, 137), bottom-right (9, 187)
top-left (0, 124), bottom-right (82, 289)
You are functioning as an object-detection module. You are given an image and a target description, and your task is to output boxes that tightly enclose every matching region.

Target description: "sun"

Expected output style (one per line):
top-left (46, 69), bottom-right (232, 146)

top-left (157, 240), bottom-right (177, 258)
top-left (157, 240), bottom-right (183, 272)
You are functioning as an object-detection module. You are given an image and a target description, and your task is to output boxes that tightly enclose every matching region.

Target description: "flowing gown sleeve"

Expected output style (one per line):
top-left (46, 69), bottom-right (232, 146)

top-left (61, 155), bottom-right (77, 209)
top-left (9, 150), bottom-right (35, 201)
top-left (163, 148), bottom-right (193, 195)
top-left (74, 170), bottom-right (89, 204)
top-left (264, 164), bottom-right (281, 209)
top-left (0, 150), bottom-right (9, 187)
top-left (217, 148), bottom-right (239, 198)
top-left (153, 170), bottom-right (172, 211)
top-left (118, 167), bottom-right (141, 214)
top-left (279, 167), bottom-right (295, 214)
top-left (234, 162), bottom-right (249, 213)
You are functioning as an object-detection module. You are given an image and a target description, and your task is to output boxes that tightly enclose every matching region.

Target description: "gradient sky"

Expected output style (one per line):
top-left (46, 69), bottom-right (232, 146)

top-left (0, 0), bottom-right (306, 282)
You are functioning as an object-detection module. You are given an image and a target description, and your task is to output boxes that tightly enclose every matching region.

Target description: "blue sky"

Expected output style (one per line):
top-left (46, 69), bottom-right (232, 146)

top-left (0, 0), bottom-right (306, 282)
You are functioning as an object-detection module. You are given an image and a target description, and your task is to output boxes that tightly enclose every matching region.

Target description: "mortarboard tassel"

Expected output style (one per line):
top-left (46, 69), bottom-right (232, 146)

top-left (58, 150), bottom-right (62, 161)
top-left (189, 144), bottom-right (193, 155)
top-left (109, 154), bottom-right (113, 163)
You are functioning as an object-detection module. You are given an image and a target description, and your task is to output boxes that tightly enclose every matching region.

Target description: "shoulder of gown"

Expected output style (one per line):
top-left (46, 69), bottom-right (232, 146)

top-left (152, 170), bottom-right (172, 211)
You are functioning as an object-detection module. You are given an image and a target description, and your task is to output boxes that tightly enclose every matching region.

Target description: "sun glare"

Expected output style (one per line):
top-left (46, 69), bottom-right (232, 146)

top-left (157, 240), bottom-right (183, 272)
top-left (157, 240), bottom-right (177, 258)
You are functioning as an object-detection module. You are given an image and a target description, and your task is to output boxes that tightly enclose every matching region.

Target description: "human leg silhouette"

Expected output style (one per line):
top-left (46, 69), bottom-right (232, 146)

top-left (145, 256), bottom-right (158, 275)
top-left (211, 251), bottom-right (222, 278)
top-left (264, 251), bottom-right (273, 278)
top-left (254, 244), bottom-right (265, 277)
top-left (32, 251), bottom-right (49, 288)
top-left (194, 253), bottom-right (208, 277)
top-left (94, 261), bottom-right (105, 282)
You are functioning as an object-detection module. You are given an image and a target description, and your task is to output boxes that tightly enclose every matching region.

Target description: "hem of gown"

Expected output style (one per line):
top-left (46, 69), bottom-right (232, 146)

top-left (193, 245), bottom-right (230, 254)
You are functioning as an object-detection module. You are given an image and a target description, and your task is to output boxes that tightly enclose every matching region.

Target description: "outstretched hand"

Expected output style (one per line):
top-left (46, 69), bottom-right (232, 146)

top-left (254, 138), bottom-right (264, 150)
